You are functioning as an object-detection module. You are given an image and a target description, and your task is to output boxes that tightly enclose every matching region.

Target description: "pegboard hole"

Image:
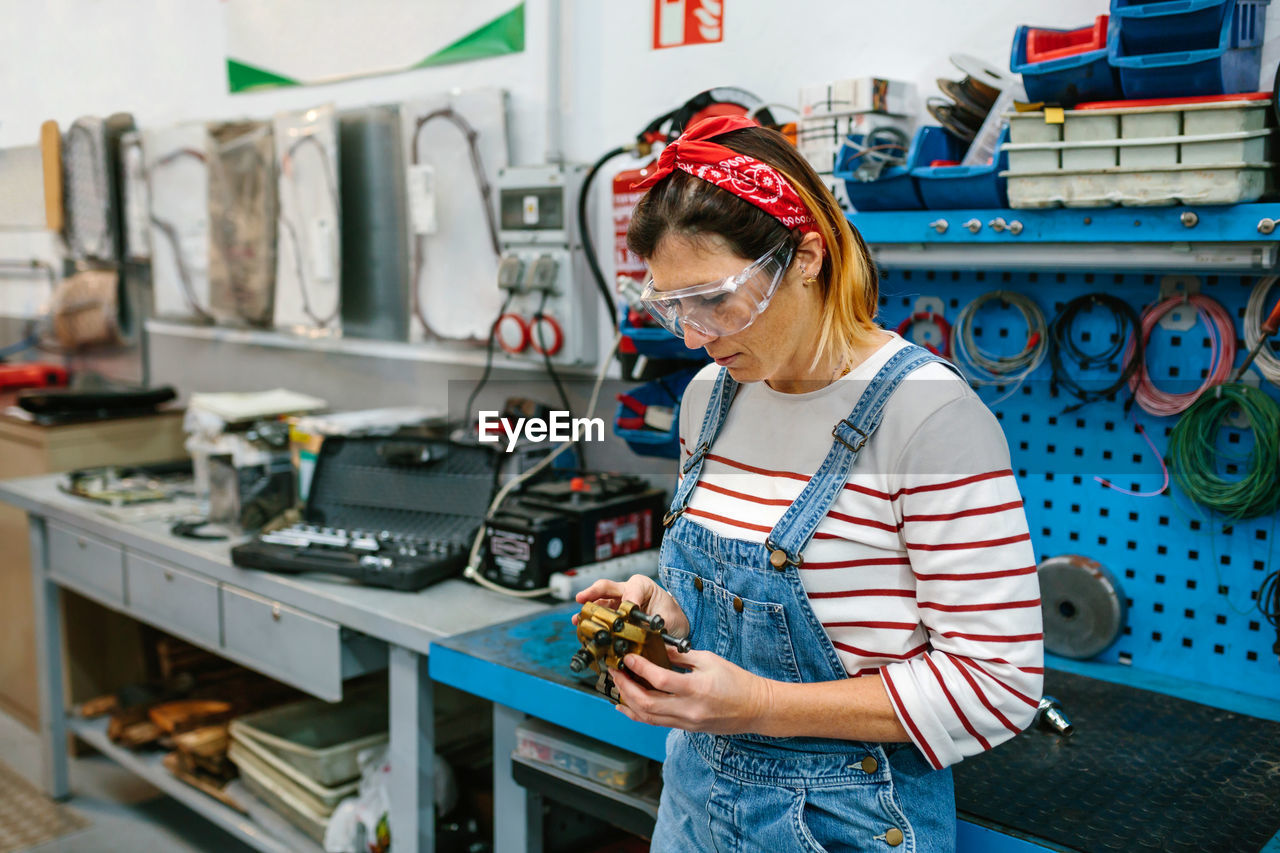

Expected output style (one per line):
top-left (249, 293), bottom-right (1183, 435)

top-left (1184, 608), bottom-right (1195, 618)
top-left (1217, 614), bottom-right (1227, 625)
top-left (1250, 621), bottom-right (1260, 631)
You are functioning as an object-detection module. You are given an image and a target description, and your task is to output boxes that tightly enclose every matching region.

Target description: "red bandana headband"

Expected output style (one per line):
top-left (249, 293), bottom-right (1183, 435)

top-left (632, 115), bottom-right (818, 234)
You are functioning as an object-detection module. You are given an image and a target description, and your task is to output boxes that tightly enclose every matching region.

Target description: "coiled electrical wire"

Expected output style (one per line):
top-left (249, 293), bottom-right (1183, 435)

top-left (950, 290), bottom-right (1047, 402)
top-left (1259, 566), bottom-right (1280, 658)
top-left (1243, 276), bottom-right (1280, 387)
top-left (895, 311), bottom-right (952, 357)
top-left (1168, 383), bottom-right (1280, 519)
top-left (1126, 293), bottom-right (1236, 417)
top-left (1048, 292), bottom-right (1143, 413)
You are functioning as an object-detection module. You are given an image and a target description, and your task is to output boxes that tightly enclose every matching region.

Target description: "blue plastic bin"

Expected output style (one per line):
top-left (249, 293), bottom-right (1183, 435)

top-left (1011, 24), bottom-right (1123, 105)
top-left (910, 127), bottom-right (1009, 210)
top-left (613, 367), bottom-right (701, 460)
top-left (833, 130), bottom-right (924, 211)
top-left (619, 305), bottom-right (707, 361)
top-left (1109, 0), bottom-right (1268, 97)
top-left (1111, 0), bottom-right (1267, 55)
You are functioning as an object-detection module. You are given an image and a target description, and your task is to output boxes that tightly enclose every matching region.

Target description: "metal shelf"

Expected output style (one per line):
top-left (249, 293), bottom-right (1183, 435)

top-left (850, 203), bottom-right (1280, 271)
top-left (849, 202), bottom-right (1280, 244)
top-left (145, 320), bottom-right (607, 378)
top-left (67, 716), bottom-right (321, 853)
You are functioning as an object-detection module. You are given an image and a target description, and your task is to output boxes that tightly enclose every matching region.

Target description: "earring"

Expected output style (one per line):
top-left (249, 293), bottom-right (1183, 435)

top-left (803, 270), bottom-right (818, 284)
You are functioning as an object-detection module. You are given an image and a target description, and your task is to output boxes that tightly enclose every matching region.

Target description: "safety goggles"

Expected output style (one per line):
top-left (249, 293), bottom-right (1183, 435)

top-left (639, 240), bottom-right (795, 338)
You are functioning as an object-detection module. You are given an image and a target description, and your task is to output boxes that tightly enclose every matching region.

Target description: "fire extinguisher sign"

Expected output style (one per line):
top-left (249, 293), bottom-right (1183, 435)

top-left (653, 0), bottom-right (723, 50)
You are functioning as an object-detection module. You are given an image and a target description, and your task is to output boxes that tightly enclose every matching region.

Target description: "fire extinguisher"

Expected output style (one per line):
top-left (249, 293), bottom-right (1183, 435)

top-left (583, 88), bottom-right (780, 307)
top-left (579, 88), bottom-right (778, 377)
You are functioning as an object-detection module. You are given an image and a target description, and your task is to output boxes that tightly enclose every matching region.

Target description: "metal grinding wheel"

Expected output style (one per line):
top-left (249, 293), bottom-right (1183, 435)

top-left (1038, 555), bottom-right (1126, 659)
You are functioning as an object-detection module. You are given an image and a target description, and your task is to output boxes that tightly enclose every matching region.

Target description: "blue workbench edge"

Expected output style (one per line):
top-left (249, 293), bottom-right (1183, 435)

top-left (1045, 653), bottom-right (1280, 723)
top-left (430, 632), bottom-right (671, 762)
top-left (848, 202), bottom-right (1280, 244)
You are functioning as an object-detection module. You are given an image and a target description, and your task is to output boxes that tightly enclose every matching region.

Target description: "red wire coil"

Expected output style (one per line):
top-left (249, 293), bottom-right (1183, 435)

top-left (895, 311), bottom-right (953, 357)
top-left (1126, 293), bottom-right (1237, 417)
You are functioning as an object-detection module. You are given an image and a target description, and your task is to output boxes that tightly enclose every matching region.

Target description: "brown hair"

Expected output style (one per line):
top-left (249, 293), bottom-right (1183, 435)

top-left (626, 125), bottom-right (880, 366)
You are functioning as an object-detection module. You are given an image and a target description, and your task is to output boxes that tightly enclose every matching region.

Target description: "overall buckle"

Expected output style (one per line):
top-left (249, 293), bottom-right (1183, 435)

top-left (832, 419), bottom-right (868, 453)
top-left (663, 509), bottom-right (684, 528)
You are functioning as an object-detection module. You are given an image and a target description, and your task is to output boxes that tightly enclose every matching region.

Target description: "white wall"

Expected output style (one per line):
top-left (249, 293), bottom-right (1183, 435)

top-left (3, 0), bottom-right (1279, 419)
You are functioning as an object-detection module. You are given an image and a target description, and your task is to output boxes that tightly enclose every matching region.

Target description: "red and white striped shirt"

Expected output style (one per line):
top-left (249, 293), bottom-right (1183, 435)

top-left (677, 333), bottom-right (1043, 769)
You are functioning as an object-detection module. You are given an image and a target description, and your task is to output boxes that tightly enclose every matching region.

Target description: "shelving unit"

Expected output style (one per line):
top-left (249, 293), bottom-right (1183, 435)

top-left (68, 703), bottom-right (325, 853)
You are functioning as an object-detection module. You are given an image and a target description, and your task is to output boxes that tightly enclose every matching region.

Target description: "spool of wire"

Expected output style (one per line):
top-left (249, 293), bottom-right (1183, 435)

top-left (1168, 383), bottom-right (1280, 519)
top-left (1243, 276), bottom-right (1280, 387)
top-left (1048, 293), bottom-right (1143, 412)
top-left (1127, 293), bottom-right (1236, 417)
top-left (951, 290), bottom-right (1048, 401)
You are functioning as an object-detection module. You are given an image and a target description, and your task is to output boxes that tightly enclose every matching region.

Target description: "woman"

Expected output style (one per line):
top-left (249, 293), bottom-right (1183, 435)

top-left (578, 115), bottom-right (1042, 852)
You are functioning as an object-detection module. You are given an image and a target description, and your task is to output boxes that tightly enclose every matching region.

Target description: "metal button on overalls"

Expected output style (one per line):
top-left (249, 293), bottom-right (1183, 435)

top-left (861, 755), bottom-right (879, 774)
top-left (732, 596), bottom-right (743, 613)
top-left (885, 827), bottom-right (904, 846)
top-left (769, 549), bottom-right (788, 569)
top-left (694, 576), bottom-right (703, 591)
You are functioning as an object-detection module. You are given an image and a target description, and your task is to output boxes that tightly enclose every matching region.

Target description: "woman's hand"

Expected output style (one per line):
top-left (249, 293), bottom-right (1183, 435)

top-left (573, 574), bottom-right (689, 640)
top-left (609, 648), bottom-right (775, 735)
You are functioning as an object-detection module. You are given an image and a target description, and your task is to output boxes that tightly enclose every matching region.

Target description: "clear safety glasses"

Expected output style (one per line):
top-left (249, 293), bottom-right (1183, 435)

top-left (639, 240), bottom-right (795, 338)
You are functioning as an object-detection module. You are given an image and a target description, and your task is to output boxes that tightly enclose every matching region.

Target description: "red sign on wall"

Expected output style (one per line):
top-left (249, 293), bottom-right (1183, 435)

top-left (653, 0), bottom-right (723, 50)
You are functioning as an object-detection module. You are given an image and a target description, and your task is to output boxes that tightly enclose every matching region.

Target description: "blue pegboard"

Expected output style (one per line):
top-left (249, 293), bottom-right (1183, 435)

top-left (878, 268), bottom-right (1280, 703)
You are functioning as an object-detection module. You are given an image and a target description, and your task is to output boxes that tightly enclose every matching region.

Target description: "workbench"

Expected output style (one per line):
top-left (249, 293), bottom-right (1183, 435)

top-left (0, 472), bottom-right (550, 853)
top-left (432, 605), bottom-right (1280, 853)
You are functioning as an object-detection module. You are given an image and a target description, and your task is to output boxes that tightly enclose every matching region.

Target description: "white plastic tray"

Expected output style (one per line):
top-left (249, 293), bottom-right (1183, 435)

top-left (1003, 163), bottom-right (1273, 208)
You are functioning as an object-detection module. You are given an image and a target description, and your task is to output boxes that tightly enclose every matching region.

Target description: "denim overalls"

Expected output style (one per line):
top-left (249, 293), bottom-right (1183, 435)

top-left (651, 345), bottom-right (956, 853)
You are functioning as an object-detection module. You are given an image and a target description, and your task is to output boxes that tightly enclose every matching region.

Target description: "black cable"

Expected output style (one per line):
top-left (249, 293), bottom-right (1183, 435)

top-left (278, 133), bottom-right (341, 328)
top-left (533, 291), bottom-right (586, 468)
top-left (409, 108), bottom-right (500, 340)
top-left (464, 291), bottom-right (516, 426)
top-left (1259, 568), bottom-right (1280, 658)
top-left (1048, 292), bottom-right (1143, 413)
top-left (578, 145), bottom-right (629, 331)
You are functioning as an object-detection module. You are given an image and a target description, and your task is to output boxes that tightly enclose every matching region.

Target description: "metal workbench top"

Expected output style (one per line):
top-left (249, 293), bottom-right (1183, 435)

top-left (0, 473), bottom-right (550, 656)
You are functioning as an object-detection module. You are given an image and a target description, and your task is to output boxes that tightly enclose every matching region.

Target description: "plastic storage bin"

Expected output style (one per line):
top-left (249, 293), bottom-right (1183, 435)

top-left (619, 305), bottom-right (707, 361)
top-left (1111, 0), bottom-right (1266, 55)
top-left (613, 366), bottom-right (701, 460)
top-left (227, 684), bottom-right (387, 788)
top-left (1108, 0), bottom-right (1269, 98)
top-left (1011, 23), bottom-right (1123, 104)
top-left (1027, 15), bottom-right (1110, 63)
top-left (911, 126), bottom-right (1010, 209)
top-left (833, 129), bottom-right (924, 211)
top-left (515, 717), bottom-right (648, 792)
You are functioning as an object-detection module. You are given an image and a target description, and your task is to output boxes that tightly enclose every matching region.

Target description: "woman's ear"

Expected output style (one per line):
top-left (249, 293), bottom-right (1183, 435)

top-left (794, 231), bottom-right (825, 281)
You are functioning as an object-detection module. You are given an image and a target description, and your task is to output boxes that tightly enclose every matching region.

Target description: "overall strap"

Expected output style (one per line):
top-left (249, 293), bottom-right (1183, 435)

top-left (764, 345), bottom-right (955, 569)
top-left (664, 367), bottom-right (738, 526)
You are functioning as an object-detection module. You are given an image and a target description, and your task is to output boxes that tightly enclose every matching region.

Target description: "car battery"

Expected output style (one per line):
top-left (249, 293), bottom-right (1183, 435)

top-left (483, 473), bottom-right (664, 591)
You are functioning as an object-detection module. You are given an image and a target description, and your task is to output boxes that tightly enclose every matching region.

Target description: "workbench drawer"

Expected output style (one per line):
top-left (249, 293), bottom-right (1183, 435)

top-left (46, 521), bottom-right (125, 606)
top-left (219, 585), bottom-right (386, 701)
top-left (124, 553), bottom-right (220, 649)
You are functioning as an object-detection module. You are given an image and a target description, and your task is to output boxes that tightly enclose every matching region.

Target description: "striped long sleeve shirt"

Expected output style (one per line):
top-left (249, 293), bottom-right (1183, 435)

top-left (676, 333), bottom-right (1043, 769)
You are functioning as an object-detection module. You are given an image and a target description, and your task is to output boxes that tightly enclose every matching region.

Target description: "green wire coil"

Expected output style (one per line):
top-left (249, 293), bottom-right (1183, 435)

top-left (1168, 383), bottom-right (1280, 520)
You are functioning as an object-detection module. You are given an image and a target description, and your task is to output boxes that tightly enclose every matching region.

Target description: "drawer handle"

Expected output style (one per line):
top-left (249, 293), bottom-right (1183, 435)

top-left (271, 604), bottom-right (281, 622)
